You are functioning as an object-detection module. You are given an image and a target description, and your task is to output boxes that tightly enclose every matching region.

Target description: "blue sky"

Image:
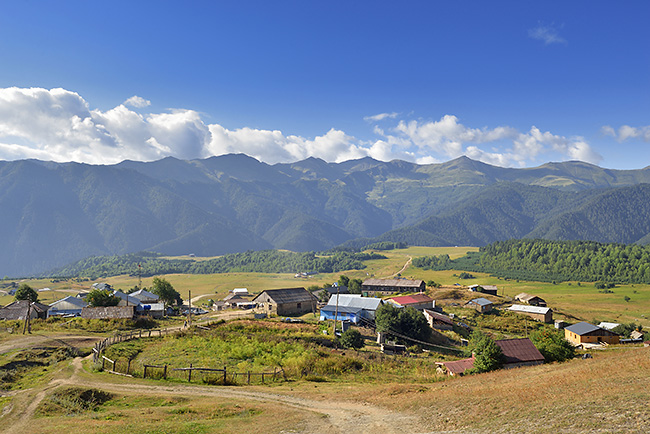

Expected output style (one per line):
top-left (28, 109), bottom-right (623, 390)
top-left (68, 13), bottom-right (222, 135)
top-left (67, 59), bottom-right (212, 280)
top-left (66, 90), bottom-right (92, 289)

top-left (0, 1), bottom-right (648, 168)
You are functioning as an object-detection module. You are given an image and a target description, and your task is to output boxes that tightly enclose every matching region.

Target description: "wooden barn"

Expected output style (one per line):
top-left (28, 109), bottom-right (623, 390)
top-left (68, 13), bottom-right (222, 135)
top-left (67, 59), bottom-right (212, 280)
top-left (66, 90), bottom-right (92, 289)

top-left (361, 278), bottom-right (425, 295)
top-left (564, 322), bottom-right (620, 346)
top-left (252, 288), bottom-right (317, 316)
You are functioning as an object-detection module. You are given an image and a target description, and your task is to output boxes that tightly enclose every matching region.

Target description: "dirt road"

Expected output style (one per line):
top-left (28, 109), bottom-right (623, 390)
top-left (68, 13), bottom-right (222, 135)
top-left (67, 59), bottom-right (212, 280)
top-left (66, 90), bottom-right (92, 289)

top-left (3, 354), bottom-right (427, 434)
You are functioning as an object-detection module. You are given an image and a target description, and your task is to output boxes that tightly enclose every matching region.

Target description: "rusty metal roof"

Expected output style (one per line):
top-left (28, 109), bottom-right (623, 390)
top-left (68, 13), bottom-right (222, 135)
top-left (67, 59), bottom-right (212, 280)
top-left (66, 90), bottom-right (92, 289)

top-left (495, 338), bottom-right (545, 364)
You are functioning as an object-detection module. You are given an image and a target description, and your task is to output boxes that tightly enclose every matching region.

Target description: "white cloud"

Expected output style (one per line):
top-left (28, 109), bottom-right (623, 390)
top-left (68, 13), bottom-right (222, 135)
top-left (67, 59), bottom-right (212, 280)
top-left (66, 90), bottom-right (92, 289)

top-left (0, 86), bottom-right (605, 168)
top-left (124, 95), bottom-right (151, 108)
top-left (602, 124), bottom-right (650, 142)
top-left (528, 24), bottom-right (566, 45)
top-left (364, 112), bottom-right (399, 122)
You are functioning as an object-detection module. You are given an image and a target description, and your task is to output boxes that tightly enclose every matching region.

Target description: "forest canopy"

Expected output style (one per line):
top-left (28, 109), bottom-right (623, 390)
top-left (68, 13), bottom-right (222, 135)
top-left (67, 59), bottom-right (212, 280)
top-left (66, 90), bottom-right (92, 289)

top-left (413, 239), bottom-right (650, 284)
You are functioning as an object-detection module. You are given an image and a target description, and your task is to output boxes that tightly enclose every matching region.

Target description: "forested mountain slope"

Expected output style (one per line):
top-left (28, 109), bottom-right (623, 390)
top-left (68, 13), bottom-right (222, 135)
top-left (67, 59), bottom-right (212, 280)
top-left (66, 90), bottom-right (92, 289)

top-left (2, 154), bottom-right (650, 277)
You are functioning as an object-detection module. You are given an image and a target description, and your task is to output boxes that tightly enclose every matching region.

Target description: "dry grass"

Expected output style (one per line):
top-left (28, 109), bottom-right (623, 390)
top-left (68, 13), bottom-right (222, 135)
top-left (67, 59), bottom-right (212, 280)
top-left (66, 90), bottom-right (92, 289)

top-left (33, 392), bottom-right (317, 434)
top-left (315, 346), bottom-right (650, 433)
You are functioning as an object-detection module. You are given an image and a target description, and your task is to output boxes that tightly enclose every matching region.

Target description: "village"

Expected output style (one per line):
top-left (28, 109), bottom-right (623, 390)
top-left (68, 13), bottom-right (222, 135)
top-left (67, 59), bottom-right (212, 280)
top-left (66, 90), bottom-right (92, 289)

top-left (1, 273), bottom-right (646, 379)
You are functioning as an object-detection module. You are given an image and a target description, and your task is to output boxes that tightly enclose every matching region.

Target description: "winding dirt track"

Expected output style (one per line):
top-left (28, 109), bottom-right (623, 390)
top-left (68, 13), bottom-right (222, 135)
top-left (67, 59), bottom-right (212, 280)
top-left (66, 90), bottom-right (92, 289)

top-left (3, 355), bottom-right (428, 434)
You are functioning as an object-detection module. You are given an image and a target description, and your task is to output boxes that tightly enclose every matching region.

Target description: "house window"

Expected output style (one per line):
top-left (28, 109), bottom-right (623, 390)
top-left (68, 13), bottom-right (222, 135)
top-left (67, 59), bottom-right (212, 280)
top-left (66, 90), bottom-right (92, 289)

top-left (297, 303), bottom-right (302, 309)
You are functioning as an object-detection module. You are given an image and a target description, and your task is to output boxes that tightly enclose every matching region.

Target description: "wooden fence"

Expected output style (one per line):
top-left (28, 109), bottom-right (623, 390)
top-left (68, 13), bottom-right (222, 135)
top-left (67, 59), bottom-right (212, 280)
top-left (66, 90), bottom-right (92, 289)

top-left (93, 327), bottom-right (174, 363)
top-left (92, 321), bottom-right (286, 385)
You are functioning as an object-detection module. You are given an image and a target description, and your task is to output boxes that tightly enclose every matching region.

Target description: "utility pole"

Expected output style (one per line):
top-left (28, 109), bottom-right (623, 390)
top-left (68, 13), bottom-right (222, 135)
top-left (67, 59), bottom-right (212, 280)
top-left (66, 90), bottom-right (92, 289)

top-left (22, 302), bottom-right (32, 334)
top-left (333, 283), bottom-right (340, 346)
top-left (138, 263), bottom-right (142, 290)
top-left (188, 290), bottom-right (192, 327)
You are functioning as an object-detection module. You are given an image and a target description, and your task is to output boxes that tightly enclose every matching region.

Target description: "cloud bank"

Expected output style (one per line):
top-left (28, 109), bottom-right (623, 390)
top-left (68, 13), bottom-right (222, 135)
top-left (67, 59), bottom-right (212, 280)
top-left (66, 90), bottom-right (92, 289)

top-left (602, 125), bottom-right (650, 142)
top-left (0, 86), bottom-right (604, 167)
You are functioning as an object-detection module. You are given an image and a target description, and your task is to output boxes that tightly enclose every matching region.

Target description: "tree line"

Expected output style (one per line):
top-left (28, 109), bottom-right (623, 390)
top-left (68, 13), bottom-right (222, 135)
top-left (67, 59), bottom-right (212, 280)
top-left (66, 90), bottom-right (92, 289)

top-left (413, 239), bottom-right (650, 284)
top-left (43, 250), bottom-right (386, 279)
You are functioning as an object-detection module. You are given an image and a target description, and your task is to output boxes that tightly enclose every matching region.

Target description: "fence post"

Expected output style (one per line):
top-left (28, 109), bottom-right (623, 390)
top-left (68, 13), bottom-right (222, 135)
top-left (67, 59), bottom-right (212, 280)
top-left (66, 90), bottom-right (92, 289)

top-left (102, 357), bottom-right (105, 370)
top-left (188, 363), bottom-right (192, 382)
top-left (127, 359), bottom-right (131, 375)
top-left (164, 364), bottom-right (167, 379)
top-left (113, 358), bottom-right (116, 371)
top-left (273, 368), bottom-right (276, 381)
top-left (223, 366), bottom-right (227, 385)
top-left (144, 365), bottom-right (147, 379)
top-left (247, 371), bottom-right (251, 385)
top-left (261, 373), bottom-right (264, 383)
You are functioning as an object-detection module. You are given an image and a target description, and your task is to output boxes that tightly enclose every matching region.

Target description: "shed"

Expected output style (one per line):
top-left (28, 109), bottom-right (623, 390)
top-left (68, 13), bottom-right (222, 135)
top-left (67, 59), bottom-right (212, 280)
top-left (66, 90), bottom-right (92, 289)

top-left (252, 288), bottom-right (317, 316)
top-left (48, 296), bottom-right (88, 317)
top-left (387, 293), bottom-right (434, 311)
top-left (465, 298), bottom-right (493, 313)
top-left (361, 278), bottom-right (425, 294)
top-left (508, 304), bottom-right (553, 323)
top-left (112, 291), bottom-right (141, 307)
top-left (325, 294), bottom-right (383, 320)
top-left (468, 284), bottom-right (498, 296)
top-left (319, 305), bottom-right (364, 324)
top-left (496, 338), bottom-right (545, 368)
top-left (598, 322), bottom-right (621, 331)
top-left (436, 356), bottom-right (475, 376)
top-left (564, 322), bottom-right (620, 346)
top-left (136, 302), bottom-right (165, 319)
top-left (130, 289), bottom-right (160, 304)
top-left (514, 293), bottom-right (547, 307)
top-left (423, 309), bottom-right (454, 331)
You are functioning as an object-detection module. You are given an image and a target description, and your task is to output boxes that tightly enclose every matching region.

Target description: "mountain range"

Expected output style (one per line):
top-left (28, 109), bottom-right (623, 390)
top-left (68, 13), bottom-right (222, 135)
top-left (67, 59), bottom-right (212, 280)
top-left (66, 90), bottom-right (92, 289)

top-left (1, 154), bottom-right (650, 277)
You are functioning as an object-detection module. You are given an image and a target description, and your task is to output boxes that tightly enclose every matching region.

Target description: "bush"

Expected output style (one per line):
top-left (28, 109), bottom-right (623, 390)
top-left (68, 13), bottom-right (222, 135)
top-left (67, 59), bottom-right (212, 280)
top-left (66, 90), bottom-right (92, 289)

top-left (339, 329), bottom-right (364, 350)
top-left (529, 329), bottom-right (574, 363)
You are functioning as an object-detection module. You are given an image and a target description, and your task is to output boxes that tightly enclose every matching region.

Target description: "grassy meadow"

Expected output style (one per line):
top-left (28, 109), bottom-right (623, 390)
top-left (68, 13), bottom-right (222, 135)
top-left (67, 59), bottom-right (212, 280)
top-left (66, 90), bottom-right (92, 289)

top-left (2, 245), bottom-right (649, 328)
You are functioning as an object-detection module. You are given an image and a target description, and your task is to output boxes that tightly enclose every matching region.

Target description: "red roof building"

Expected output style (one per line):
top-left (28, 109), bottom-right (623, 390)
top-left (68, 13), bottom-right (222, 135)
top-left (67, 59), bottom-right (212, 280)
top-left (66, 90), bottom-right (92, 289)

top-left (387, 293), bottom-right (434, 311)
top-left (437, 338), bottom-right (544, 376)
top-left (437, 356), bottom-right (475, 376)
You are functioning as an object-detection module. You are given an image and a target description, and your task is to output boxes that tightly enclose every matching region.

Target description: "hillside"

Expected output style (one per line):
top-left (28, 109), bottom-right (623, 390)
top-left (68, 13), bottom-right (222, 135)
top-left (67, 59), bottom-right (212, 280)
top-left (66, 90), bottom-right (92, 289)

top-left (3, 155), bottom-right (650, 277)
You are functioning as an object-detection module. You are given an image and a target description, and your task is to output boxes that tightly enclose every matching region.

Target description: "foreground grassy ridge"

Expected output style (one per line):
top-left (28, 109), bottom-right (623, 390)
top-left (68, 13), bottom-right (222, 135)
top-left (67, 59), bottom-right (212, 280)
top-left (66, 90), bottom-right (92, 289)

top-left (35, 390), bottom-right (316, 434)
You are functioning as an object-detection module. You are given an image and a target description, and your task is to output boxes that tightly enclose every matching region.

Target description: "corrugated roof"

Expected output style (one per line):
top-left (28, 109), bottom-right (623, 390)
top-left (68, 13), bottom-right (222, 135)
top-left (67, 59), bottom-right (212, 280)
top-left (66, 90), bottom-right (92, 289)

top-left (130, 289), bottom-right (159, 302)
top-left (388, 293), bottom-right (433, 306)
top-left (439, 357), bottom-right (475, 375)
top-left (509, 305), bottom-right (551, 315)
top-left (326, 294), bottom-right (383, 310)
top-left (565, 321), bottom-right (602, 335)
top-left (362, 278), bottom-right (424, 288)
top-left (515, 293), bottom-right (545, 302)
top-left (424, 309), bottom-right (454, 325)
top-left (467, 298), bottom-right (492, 306)
top-left (113, 291), bottom-right (141, 306)
top-left (495, 338), bottom-right (545, 364)
top-left (253, 288), bottom-right (315, 304)
top-left (320, 305), bottom-right (364, 314)
top-left (598, 322), bottom-right (620, 331)
top-left (49, 296), bottom-right (88, 309)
